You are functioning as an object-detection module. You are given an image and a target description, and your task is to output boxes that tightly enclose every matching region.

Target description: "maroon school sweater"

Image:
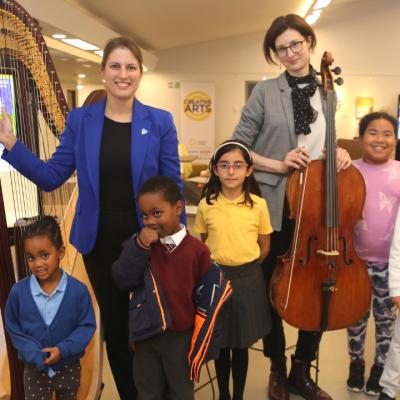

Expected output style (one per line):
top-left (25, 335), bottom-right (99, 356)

top-left (150, 233), bottom-right (211, 331)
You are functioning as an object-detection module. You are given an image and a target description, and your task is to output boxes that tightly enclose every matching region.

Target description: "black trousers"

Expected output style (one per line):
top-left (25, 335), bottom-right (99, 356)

top-left (133, 330), bottom-right (194, 400)
top-left (262, 218), bottom-right (322, 362)
top-left (83, 209), bottom-right (138, 400)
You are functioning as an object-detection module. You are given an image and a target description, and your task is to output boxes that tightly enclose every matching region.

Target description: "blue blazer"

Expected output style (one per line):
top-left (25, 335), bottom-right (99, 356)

top-left (2, 98), bottom-right (183, 254)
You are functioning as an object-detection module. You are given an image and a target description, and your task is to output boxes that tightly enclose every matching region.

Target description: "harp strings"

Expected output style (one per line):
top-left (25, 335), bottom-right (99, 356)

top-left (1, 0), bottom-right (75, 277)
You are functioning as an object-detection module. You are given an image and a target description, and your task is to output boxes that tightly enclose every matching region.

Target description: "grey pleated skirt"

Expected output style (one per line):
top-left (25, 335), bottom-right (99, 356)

top-left (217, 260), bottom-right (272, 349)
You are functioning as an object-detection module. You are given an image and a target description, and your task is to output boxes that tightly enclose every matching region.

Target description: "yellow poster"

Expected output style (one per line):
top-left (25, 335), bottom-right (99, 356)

top-left (180, 83), bottom-right (215, 159)
top-left (355, 97), bottom-right (374, 119)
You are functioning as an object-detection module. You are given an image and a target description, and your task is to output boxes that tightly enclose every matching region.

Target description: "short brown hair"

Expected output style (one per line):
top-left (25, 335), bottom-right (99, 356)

top-left (263, 14), bottom-right (316, 65)
top-left (101, 36), bottom-right (143, 73)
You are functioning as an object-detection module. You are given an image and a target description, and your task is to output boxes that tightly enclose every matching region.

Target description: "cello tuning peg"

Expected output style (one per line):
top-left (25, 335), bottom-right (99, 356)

top-left (335, 77), bottom-right (344, 86)
top-left (331, 66), bottom-right (342, 75)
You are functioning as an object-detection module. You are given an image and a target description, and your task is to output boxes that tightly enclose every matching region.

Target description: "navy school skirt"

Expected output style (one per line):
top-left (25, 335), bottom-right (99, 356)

top-left (217, 260), bottom-right (272, 349)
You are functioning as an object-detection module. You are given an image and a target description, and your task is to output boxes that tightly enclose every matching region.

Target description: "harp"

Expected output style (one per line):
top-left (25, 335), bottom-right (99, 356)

top-left (0, 0), bottom-right (103, 398)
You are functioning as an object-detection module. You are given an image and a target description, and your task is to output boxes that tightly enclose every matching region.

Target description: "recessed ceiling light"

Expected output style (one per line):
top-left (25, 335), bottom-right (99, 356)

top-left (306, 10), bottom-right (322, 25)
top-left (82, 64), bottom-right (92, 68)
top-left (62, 38), bottom-right (100, 51)
top-left (94, 50), bottom-right (103, 57)
top-left (78, 74), bottom-right (86, 78)
top-left (313, 0), bottom-right (331, 9)
top-left (76, 84), bottom-right (84, 90)
top-left (75, 58), bottom-right (86, 63)
top-left (143, 65), bottom-right (148, 72)
top-left (53, 33), bottom-right (66, 39)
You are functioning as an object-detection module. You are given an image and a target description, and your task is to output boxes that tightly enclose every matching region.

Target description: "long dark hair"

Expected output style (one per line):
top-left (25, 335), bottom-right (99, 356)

top-left (202, 140), bottom-right (261, 208)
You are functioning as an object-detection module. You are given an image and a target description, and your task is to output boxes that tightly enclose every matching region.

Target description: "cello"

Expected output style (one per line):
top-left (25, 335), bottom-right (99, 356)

top-left (270, 52), bottom-right (372, 332)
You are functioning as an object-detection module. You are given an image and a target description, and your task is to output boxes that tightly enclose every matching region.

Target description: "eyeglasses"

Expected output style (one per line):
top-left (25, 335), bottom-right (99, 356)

top-left (275, 39), bottom-right (305, 57)
top-left (216, 161), bottom-right (248, 171)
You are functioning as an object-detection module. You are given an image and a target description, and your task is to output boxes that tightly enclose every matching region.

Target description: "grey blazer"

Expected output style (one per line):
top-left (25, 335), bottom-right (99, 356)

top-left (232, 72), bottom-right (298, 231)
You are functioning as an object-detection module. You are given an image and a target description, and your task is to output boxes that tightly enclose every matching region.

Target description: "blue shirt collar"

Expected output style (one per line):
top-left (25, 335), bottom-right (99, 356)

top-left (30, 269), bottom-right (67, 297)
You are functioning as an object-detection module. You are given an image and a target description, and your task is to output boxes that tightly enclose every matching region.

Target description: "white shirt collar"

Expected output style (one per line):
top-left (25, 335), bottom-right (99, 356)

top-left (159, 224), bottom-right (187, 248)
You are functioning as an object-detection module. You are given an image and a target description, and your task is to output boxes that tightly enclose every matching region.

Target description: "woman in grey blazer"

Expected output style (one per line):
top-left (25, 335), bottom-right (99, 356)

top-left (233, 14), bottom-right (351, 400)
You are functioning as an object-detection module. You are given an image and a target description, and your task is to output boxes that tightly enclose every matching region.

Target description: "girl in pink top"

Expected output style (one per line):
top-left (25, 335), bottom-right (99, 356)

top-left (347, 112), bottom-right (400, 396)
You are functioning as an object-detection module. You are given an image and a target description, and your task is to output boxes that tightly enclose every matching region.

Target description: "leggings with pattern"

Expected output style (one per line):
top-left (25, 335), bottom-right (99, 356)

top-left (347, 261), bottom-right (397, 366)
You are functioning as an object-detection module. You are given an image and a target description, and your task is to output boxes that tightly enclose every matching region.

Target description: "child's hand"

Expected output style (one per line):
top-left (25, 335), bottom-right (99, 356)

top-left (391, 296), bottom-right (400, 309)
top-left (42, 347), bottom-right (61, 365)
top-left (139, 227), bottom-right (159, 247)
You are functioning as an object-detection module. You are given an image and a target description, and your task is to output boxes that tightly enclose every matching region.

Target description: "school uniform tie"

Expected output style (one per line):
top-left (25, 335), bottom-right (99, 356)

top-left (163, 243), bottom-right (176, 253)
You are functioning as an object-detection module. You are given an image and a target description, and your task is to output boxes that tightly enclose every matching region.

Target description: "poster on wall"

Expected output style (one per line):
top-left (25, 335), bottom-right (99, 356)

top-left (0, 74), bottom-right (17, 172)
top-left (180, 82), bottom-right (215, 160)
top-left (0, 74), bottom-right (38, 228)
top-left (355, 96), bottom-right (374, 119)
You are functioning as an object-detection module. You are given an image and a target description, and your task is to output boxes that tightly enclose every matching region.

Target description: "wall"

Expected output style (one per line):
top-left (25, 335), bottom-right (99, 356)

top-left (136, 31), bottom-right (273, 150)
top-left (315, 0), bottom-right (400, 138)
top-left (134, 0), bottom-right (400, 151)
top-left (52, 0), bottom-right (400, 149)
top-left (77, 84), bottom-right (105, 106)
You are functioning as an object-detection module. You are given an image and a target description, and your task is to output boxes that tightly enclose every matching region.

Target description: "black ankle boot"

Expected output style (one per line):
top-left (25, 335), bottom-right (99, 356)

top-left (288, 355), bottom-right (332, 400)
top-left (268, 356), bottom-right (289, 400)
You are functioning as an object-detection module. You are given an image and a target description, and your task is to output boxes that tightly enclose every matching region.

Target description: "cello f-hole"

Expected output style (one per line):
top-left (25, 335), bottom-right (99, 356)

top-left (339, 236), bottom-right (353, 265)
top-left (298, 235), bottom-right (318, 265)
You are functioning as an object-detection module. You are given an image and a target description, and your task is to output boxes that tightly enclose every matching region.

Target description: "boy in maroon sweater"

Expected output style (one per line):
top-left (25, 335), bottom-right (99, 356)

top-left (113, 176), bottom-right (212, 400)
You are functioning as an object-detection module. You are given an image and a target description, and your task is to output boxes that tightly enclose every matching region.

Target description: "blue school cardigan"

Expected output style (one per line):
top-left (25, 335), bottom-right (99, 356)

top-left (5, 274), bottom-right (96, 373)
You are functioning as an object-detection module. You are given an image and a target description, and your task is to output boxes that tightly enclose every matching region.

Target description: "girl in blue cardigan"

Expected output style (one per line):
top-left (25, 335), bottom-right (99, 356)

top-left (5, 217), bottom-right (96, 399)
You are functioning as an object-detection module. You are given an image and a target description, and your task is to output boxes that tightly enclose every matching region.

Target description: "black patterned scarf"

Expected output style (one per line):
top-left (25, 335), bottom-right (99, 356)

top-left (285, 66), bottom-right (318, 135)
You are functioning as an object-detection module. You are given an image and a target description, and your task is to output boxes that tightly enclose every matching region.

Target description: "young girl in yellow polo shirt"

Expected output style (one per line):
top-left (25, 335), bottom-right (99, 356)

top-left (194, 140), bottom-right (273, 400)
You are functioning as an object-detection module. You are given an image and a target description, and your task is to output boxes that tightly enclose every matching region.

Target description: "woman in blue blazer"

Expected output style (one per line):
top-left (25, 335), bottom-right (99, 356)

top-left (0, 37), bottom-right (183, 400)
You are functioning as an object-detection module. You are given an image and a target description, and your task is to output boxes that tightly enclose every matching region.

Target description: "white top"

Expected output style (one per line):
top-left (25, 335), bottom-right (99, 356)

top-left (297, 88), bottom-right (326, 161)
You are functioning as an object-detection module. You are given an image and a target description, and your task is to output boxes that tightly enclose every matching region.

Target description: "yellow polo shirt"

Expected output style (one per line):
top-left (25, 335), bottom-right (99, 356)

top-left (194, 193), bottom-right (273, 266)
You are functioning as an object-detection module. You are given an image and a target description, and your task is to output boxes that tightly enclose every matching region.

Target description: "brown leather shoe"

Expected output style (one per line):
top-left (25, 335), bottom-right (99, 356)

top-left (268, 356), bottom-right (289, 400)
top-left (287, 355), bottom-right (332, 400)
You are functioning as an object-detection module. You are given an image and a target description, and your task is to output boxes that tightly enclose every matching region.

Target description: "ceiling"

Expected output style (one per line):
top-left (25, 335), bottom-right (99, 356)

top-left (44, 50), bottom-right (101, 86)
top-left (64, 0), bottom-right (307, 51)
top-left (13, 0), bottom-right (380, 87)
top-left (63, 0), bottom-right (370, 52)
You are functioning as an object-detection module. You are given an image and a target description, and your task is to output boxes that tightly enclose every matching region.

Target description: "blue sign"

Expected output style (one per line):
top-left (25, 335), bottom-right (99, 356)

top-left (0, 74), bottom-right (17, 134)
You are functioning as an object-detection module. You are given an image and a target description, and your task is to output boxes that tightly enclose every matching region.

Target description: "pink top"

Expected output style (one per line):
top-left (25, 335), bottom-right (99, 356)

top-left (353, 159), bottom-right (400, 263)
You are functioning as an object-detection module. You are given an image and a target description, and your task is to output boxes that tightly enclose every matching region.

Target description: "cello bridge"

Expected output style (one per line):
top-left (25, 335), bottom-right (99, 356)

top-left (316, 249), bottom-right (340, 256)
